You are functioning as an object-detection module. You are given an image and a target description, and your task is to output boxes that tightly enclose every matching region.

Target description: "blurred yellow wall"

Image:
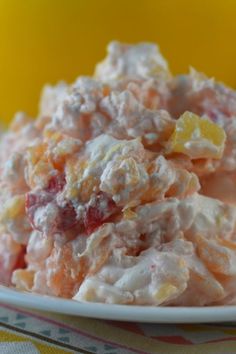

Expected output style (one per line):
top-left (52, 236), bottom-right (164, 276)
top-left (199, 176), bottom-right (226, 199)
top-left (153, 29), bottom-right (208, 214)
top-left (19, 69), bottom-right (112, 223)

top-left (0, 0), bottom-right (236, 124)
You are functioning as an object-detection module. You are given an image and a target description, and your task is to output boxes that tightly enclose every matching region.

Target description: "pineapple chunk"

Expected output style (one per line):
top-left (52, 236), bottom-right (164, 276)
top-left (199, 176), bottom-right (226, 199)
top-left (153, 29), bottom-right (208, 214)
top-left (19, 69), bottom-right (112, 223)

top-left (154, 283), bottom-right (178, 303)
top-left (123, 208), bottom-right (137, 220)
top-left (12, 269), bottom-right (34, 291)
top-left (170, 111), bottom-right (226, 159)
top-left (0, 195), bottom-right (25, 222)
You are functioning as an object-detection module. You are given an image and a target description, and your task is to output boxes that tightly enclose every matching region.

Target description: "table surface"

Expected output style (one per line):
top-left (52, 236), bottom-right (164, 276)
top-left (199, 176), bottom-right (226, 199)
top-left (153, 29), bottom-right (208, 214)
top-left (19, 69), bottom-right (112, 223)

top-left (1, 303), bottom-right (236, 354)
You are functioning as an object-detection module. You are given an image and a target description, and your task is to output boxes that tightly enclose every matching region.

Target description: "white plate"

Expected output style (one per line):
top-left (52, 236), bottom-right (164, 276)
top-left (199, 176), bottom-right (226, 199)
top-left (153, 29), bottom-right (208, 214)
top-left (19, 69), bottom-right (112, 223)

top-left (1, 285), bottom-right (236, 323)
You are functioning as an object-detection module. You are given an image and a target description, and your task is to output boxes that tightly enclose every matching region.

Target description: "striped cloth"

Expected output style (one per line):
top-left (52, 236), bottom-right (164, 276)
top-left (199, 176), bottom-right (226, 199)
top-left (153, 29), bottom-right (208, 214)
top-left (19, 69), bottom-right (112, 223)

top-left (1, 303), bottom-right (236, 353)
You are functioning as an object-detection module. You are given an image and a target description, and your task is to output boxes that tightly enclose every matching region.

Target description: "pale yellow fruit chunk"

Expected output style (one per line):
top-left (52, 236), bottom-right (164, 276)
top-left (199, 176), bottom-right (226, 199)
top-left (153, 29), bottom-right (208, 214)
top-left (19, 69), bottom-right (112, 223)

top-left (155, 283), bottom-right (178, 303)
top-left (0, 195), bottom-right (25, 222)
top-left (12, 269), bottom-right (34, 291)
top-left (170, 111), bottom-right (226, 159)
top-left (123, 208), bottom-right (137, 220)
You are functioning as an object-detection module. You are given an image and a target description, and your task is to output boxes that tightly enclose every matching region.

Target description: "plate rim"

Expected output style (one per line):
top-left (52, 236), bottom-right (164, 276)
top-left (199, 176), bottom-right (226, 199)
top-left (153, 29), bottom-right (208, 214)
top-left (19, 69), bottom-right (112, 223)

top-left (1, 285), bottom-right (236, 323)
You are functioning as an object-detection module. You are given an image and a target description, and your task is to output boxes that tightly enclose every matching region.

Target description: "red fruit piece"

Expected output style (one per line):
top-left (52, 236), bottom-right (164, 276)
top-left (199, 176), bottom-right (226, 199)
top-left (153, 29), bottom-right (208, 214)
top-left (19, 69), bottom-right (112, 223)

top-left (26, 175), bottom-right (116, 235)
top-left (57, 202), bottom-right (78, 232)
top-left (26, 193), bottom-right (78, 233)
top-left (84, 192), bottom-right (117, 234)
top-left (13, 246), bottom-right (26, 271)
top-left (46, 173), bottom-right (66, 193)
top-left (25, 173), bottom-right (77, 233)
top-left (25, 190), bottom-right (53, 231)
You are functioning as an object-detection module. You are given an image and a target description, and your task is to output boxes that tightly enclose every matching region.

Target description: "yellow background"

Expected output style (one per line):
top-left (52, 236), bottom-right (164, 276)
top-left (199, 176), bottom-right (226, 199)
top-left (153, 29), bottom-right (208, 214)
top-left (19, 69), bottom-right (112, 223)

top-left (0, 0), bottom-right (236, 124)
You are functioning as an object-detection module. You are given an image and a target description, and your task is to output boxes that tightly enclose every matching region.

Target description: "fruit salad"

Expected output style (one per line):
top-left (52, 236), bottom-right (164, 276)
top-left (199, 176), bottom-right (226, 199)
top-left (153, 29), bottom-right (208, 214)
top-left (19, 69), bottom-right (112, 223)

top-left (1, 41), bottom-right (236, 306)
